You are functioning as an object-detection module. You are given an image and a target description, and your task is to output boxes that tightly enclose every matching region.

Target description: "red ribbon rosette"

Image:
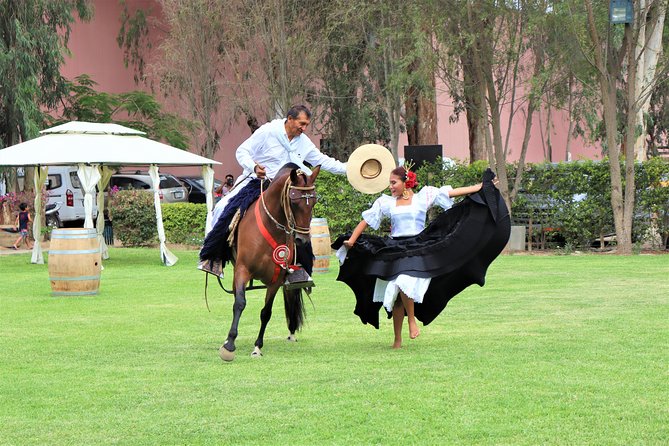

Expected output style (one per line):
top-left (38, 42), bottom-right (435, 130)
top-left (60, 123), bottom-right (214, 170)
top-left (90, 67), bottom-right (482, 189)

top-left (404, 171), bottom-right (418, 189)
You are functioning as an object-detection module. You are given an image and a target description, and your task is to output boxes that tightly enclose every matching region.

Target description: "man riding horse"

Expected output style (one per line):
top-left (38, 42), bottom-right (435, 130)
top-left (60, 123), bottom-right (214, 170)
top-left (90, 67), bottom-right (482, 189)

top-left (199, 104), bottom-right (347, 287)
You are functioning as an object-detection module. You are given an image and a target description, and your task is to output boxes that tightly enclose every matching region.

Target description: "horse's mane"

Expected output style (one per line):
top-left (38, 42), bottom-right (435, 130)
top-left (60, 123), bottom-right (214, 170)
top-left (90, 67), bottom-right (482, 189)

top-left (275, 162), bottom-right (301, 178)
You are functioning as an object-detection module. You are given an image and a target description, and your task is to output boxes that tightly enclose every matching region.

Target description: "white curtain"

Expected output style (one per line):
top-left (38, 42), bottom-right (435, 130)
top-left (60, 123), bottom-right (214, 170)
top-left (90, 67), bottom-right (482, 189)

top-left (77, 163), bottom-right (101, 229)
top-left (96, 165), bottom-right (114, 259)
top-left (202, 165), bottom-right (214, 233)
top-left (31, 165), bottom-right (49, 264)
top-left (149, 165), bottom-right (177, 266)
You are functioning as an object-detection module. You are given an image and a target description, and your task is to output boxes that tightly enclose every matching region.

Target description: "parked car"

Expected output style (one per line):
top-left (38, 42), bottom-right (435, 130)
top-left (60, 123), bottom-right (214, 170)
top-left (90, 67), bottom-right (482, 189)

top-left (46, 166), bottom-right (98, 226)
top-left (109, 171), bottom-right (189, 203)
top-left (177, 176), bottom-right (223, 204)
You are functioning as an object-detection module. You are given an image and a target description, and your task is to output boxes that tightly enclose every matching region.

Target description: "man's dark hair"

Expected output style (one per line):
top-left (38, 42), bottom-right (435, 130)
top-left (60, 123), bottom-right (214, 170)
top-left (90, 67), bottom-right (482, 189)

top-left (287, 105), bottom-right (311, 120)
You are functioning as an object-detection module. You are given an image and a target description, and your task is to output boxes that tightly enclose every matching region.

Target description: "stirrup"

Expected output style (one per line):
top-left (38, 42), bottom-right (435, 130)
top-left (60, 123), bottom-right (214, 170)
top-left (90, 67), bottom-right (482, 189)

top-left (283, 267), bottom-right (314, 290)
top-left (198, 259), bottom-right (224, 279)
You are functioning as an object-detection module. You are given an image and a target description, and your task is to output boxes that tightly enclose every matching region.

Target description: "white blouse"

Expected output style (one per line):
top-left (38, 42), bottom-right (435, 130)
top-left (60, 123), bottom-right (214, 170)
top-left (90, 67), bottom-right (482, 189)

top-left (362, 185), bottom-right (455, 237)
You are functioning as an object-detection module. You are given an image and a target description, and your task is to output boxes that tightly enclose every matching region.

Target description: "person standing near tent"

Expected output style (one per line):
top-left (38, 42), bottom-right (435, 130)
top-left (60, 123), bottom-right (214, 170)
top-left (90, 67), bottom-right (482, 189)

top-left (221, 174), bottom-right (234, 195)
top-left (200, 105), bottom-right (347, 284)
top-left (12, 203), bottom-right (33, 250)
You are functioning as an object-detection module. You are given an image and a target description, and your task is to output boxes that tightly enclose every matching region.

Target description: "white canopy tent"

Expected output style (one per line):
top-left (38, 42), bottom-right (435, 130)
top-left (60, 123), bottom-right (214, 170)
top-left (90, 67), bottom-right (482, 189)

top-left (0, 121), bottom-right (220, 265)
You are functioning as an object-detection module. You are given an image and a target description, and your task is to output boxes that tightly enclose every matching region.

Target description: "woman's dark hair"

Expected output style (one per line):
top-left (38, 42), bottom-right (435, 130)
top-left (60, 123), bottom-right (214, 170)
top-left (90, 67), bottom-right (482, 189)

top-left (287, 105), bottom-right (311, 119)
top-left (391, 166), bottom-right (407, 181)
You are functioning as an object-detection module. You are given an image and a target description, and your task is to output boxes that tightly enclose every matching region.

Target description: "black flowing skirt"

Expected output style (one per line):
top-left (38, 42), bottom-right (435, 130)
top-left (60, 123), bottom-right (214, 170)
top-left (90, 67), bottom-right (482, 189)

top-left (331, 168), bottom-right (511, 328)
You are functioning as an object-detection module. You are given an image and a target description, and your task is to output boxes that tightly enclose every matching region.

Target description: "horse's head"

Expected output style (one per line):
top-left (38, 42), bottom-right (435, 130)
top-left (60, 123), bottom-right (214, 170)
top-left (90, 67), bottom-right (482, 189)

top-left (285, 165), bottom-right (320, 243)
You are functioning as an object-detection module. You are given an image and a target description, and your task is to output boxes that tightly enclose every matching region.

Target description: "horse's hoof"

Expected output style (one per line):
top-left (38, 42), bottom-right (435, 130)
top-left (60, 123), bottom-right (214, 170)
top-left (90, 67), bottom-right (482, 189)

top-left (251, 346), bottom-right (263, 358)
top-left (219, 345), bottom-right (235, 362)
top-left (286, 334), bottom-right (297, 342)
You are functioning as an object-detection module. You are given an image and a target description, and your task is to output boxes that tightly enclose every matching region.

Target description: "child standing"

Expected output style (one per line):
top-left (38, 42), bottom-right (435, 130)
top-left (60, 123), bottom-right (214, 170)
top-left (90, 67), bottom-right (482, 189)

top-left (12, 203), bottom-right (33, 250)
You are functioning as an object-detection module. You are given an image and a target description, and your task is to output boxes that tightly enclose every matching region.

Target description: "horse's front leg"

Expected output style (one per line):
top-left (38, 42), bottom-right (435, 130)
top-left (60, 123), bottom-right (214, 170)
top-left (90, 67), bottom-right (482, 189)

top-left (252, 283), bottom-right (282, 358)
top-left (219, 268), bottom-right (251, 362)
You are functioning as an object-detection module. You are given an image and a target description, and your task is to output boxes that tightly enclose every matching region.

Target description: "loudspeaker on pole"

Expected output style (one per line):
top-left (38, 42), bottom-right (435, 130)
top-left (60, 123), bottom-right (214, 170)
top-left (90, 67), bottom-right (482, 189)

top-left (403, 145), bottom-right (443, 169)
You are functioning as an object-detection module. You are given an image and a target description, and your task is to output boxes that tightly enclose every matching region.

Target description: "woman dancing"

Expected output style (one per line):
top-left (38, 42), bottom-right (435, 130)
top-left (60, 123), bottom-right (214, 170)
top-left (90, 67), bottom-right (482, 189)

top-left (333, 164), bottom-right (509, 349)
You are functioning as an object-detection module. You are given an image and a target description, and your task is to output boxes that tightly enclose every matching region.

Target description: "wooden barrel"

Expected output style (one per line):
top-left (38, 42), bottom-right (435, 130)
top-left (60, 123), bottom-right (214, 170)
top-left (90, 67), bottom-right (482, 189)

top-left (310, 218), bottom-right (331, 273)
top-left (48, 228), bottom-right (101, 296)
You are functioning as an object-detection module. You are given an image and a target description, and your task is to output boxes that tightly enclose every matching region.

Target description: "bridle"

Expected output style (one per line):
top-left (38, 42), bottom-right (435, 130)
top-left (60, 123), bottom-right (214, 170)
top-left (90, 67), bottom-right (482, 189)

top-left (254, 169), bottom-right (316, 284)
top-left (259, 169), bottom-right (315, 236)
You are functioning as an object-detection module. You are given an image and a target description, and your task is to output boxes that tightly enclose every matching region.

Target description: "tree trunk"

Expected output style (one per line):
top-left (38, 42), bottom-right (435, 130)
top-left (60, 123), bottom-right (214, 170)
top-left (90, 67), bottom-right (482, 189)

top-left (634, 0), bottom-right (666, 161)
top-left (382, 36), bottom-right (402, 160)
top-left (585, 0), bottom-right (632, 254)
top-left (461, 52), bottom-right (488, 162)
top-left (544, 102), bottom-right (553, 162)
top-left (479, 40), bottom-right (510, 207)
top-left (405, 81), bottom-right (438, 146)
top-left (565, 76), bottom-right (574, 161)
top-left (622, 18), bottom-right (640, 254)
top-left (510, 91), bottom-right (539, 203)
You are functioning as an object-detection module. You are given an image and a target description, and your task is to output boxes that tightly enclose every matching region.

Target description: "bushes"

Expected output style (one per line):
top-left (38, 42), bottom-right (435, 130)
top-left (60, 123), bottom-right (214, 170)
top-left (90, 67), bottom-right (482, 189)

top-left (162, 203), bottom-right (207, 245)
top-left (108, 158), bottom-right (669, 250)
top-left (313, 158), bottom-right (669, 250)
top-left (313, 171), bottom-right (381, 237)
top-left (512, 159), bottom-right (669, 249)
top-left (108, 191), bottom-right (206, 247)
top-left (108, 189), bottom-right (157, 246)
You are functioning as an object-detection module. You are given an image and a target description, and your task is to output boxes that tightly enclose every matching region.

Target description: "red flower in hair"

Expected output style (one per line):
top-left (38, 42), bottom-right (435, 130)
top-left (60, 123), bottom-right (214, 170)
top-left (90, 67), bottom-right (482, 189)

top-left (404, 171), bottom-right (418, 189)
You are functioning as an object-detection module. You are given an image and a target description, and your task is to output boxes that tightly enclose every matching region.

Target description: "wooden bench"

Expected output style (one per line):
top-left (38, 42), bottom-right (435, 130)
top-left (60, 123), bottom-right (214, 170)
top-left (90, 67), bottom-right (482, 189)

top-left (512, 215), bottom-right (559, 251)
top-left (655, 146), bottom-right (669, 158)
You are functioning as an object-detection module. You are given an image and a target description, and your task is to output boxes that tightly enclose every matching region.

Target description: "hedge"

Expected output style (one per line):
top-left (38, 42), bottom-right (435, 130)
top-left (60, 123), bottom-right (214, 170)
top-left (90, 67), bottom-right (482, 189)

top-left (108, 193), bottom-right (207, 247)
top-left (110, 158), bottom-right (669, 250)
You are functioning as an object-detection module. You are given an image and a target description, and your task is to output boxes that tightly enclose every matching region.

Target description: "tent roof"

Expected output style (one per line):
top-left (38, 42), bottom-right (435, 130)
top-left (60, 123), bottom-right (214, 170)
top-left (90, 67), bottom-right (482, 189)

top-left (0, 121), bottom-right (220, 167)
top-left (41, 121), bottom-right (146, 135)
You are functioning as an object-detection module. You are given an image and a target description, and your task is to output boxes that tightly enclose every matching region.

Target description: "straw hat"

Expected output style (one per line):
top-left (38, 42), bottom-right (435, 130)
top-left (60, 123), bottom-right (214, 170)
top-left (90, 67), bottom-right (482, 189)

top-left (347, 144), bottom-right (396, 194)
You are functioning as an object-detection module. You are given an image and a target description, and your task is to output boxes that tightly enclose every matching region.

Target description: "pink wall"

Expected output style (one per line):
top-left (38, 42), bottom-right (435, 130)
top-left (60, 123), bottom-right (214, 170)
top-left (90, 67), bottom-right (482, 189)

top-left (432, 81), bottom-right (601, 164)
top-left (62, 0), bottom-right (600, 180)
top-left (62, 0), bottom-right (156, 94)
top-left (62, 0), bottom-right (254, 179)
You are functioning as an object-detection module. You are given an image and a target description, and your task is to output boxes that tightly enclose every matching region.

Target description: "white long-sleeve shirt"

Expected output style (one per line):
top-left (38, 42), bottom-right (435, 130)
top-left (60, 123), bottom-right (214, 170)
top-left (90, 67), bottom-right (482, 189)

top-left (236, 118), bottom-right (346, 179)
top-left (211, 118), bottom-right (346, 226)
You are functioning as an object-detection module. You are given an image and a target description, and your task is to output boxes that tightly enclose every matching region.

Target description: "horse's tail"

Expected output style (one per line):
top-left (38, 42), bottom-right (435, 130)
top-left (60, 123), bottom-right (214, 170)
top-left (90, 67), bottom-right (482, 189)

top-left (283, 288), bottom-right (306, 334)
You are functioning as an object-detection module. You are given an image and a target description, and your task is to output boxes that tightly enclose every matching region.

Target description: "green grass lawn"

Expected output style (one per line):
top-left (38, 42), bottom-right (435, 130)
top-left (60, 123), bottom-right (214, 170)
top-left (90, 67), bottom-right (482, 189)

top-left (1, 249), bottom-right (667, 445)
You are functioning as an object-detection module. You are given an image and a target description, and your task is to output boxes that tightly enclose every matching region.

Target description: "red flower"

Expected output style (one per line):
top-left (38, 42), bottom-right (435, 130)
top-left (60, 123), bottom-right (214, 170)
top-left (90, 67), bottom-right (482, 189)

top-left (404, 171), bottom-right (418, 189)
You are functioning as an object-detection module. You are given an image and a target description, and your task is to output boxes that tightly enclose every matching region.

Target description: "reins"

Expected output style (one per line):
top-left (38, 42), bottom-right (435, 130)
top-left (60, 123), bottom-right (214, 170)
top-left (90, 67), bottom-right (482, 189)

top-left (259, 170), bottom-right (314, 235)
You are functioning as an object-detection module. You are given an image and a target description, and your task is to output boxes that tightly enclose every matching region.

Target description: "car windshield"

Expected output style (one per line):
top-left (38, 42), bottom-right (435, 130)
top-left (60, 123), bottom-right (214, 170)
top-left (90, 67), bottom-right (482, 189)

top-left (159, 175), bottom-right (182, 188)
top-left (187, 178), bottom-right (221, 189)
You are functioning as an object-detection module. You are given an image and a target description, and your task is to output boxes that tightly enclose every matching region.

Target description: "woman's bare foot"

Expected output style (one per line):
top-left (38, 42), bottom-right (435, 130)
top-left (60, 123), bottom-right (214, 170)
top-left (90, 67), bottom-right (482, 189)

top-left (392, 340), bottom-right (402, 349)
top-left (408, 320), bottom-right (420, 339)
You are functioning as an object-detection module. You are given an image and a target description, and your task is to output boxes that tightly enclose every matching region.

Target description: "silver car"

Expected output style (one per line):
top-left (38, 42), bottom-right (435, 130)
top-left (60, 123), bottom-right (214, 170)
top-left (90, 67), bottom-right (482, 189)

top-left (110, 171), bottom-right (189, 203)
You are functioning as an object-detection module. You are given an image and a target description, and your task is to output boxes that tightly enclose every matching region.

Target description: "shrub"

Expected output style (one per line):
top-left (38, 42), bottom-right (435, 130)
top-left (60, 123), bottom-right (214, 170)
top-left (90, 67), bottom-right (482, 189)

top-left (162, 203), bottom-right (207, 245)
top-left (108, 189), bottom-right (157, 246)
top-left (313, 171), bottom-right (387, 237)
top-left (0, 191), bottom-right (37, 224)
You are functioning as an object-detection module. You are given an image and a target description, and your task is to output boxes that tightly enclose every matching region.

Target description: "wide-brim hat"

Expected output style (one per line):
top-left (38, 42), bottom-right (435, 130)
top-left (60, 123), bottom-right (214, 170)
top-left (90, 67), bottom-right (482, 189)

top-left (347, 144), bottom-right (396, 194)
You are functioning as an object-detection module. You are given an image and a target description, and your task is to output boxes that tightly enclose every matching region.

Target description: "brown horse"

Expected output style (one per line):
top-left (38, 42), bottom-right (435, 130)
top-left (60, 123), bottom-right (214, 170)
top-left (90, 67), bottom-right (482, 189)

top-left (219, 163), bottom-right (320, 361)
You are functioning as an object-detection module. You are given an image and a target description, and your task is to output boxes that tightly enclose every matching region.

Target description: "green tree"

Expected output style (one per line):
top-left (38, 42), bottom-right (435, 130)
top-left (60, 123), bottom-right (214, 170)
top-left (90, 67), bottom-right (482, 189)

top-left (0, 0), bottom-right (92, 191)
top-left (573, 0), bottom-right (669, 254)
top-left (118, 0), bottom-right (327, 155)
top-left (48, 74), bottom-right (194, 149)
top-left (308, 0), bottom-right (391, 159)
